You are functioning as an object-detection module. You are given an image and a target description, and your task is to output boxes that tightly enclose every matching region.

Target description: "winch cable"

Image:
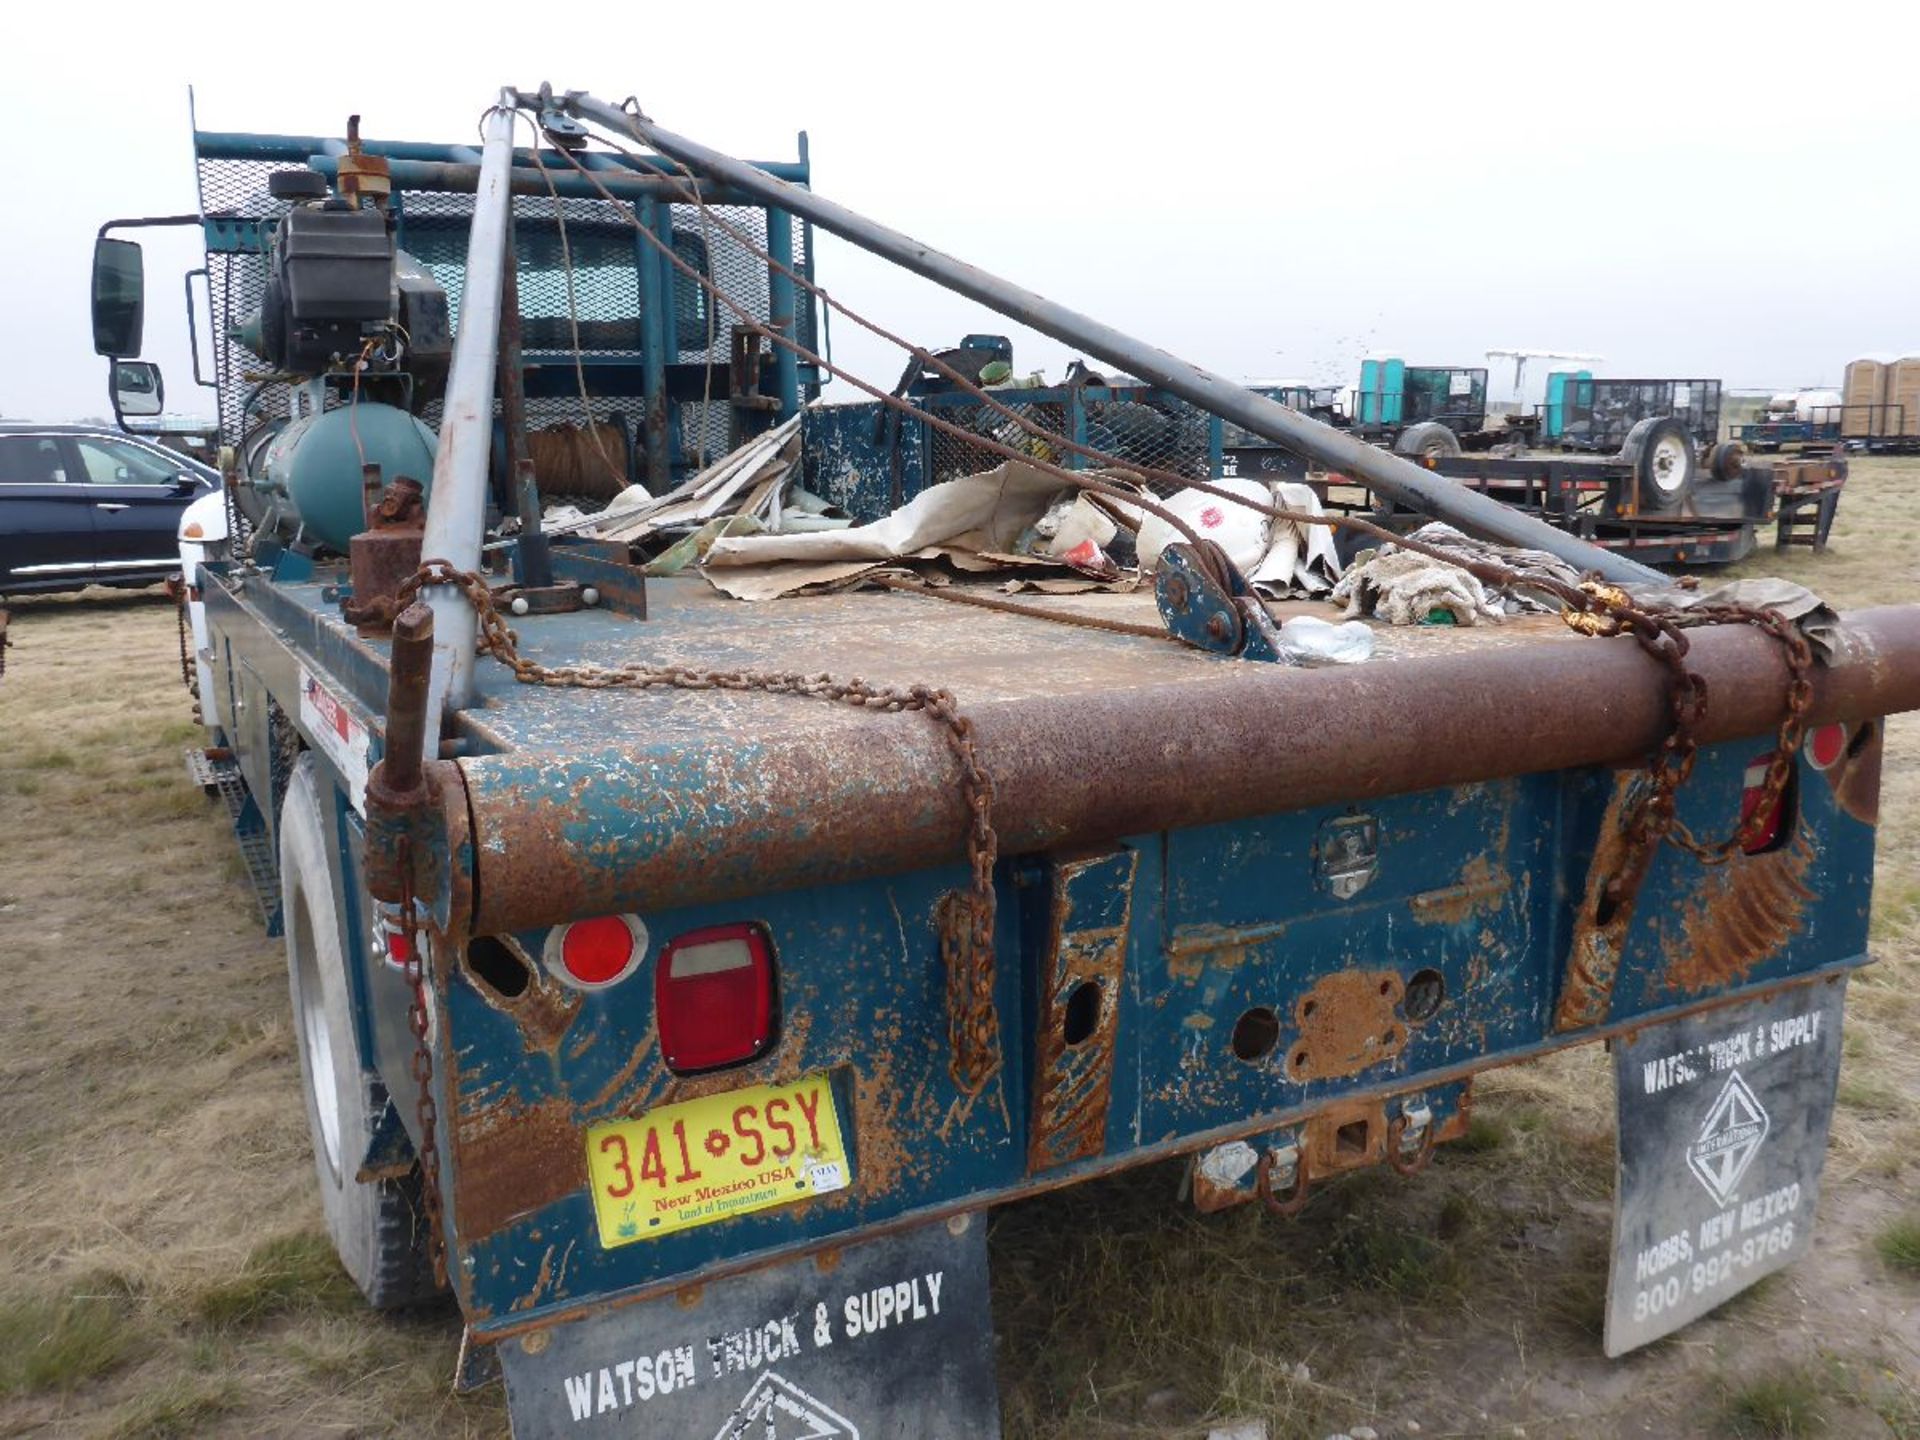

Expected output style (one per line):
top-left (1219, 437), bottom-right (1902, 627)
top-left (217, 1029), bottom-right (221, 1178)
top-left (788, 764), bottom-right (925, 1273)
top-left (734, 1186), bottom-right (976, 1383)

top-left (522, 108), bottom-right (1816, 864)
top-left (511, 113), bottom-right (627, 496)
top-left (518, 136), bottom-right (1226, 569)
top-left (549, 122), bottom-right (1650, 614)
top-left (870, 574), bottom-right (1182, 643)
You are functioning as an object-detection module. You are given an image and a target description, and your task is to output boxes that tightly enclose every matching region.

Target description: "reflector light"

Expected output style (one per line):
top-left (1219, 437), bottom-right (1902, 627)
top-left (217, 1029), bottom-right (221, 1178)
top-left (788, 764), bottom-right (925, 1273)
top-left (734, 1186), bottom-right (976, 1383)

top-left (560, 916), bottom-right (640, 986)
top-left (542, 914), bottom-right (647, 990)
top-left (384, 926), bottom-right (411, 967)
top-left (1739, 755), bottom-right (1792, 855)
top-left (1805, 723), bottom-right (1847, 771)
top-left (656, 923), bottom-right (776, 1073)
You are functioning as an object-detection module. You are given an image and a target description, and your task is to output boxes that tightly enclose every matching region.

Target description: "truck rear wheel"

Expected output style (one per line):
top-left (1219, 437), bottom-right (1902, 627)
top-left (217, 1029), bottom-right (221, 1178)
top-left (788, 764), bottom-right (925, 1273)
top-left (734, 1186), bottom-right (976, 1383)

top-left (1619, 417), bottom-right (1696, 513)
top-left (281, 755), bottom-right (443, 1310)
top-left (1393, 421), bottom-right (1463, 460)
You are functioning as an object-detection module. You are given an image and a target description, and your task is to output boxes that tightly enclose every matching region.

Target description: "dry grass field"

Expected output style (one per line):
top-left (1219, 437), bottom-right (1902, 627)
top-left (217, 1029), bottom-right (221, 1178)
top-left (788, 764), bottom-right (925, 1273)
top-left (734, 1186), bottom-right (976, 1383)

top-left (1, 461), bottom-right (1916, 1439)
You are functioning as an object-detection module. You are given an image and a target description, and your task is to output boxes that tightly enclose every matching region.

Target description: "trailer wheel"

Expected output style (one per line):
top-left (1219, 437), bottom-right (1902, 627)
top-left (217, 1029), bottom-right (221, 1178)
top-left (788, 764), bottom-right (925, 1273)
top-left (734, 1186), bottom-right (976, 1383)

top-left (1708, 440), bottom-right (1749, 483)
top-left (281, 755), bottom-right (443, 1311)
top-left (1619, 417), bottom-right (1696, 513)
top-left (1394, 422), bottom-right (1463, 460)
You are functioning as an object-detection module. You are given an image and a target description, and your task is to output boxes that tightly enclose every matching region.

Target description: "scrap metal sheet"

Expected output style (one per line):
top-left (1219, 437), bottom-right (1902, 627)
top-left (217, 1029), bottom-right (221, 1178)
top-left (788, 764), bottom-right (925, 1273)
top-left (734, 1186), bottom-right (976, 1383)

top-left (1606, 977), bottom-right (1846, 1356)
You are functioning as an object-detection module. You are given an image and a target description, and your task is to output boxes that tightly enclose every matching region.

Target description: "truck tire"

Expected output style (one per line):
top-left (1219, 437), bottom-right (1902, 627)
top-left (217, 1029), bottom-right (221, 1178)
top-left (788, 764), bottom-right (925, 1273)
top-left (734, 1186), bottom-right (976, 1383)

top-left (281, 755), bottom-right (443, 1311)
top-left (1618, 417), bottom-right (1696, 513)
top-left (1393, 422), bottom-right (1463, 460)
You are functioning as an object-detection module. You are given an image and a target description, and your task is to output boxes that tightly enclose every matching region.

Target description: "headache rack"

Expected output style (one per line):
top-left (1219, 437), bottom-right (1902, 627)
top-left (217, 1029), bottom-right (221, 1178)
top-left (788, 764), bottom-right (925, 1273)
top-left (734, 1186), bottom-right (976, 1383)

top-left (191, 127), bottom-right (823, 494)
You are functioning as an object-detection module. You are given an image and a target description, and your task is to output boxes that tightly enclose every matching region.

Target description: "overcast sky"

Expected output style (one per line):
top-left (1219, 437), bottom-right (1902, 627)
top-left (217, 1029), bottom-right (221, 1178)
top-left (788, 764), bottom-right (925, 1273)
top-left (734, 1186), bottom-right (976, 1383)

top-left (9, 0), bottom-right (1918, 423)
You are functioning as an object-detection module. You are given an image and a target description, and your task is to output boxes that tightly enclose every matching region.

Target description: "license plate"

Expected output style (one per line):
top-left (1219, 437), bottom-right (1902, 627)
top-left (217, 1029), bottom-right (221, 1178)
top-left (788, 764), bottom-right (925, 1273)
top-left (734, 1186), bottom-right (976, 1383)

top-left (1605, 977), bottom-right (1846, 1356)
top-left (585, 1073), bottom-right (850, 1247)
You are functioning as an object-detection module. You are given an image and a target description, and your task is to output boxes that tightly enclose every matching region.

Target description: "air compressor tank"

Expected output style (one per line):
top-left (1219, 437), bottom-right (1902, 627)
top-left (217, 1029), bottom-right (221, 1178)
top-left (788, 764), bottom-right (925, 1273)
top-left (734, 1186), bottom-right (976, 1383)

top-left (256, 403), bottom-right (438, 554)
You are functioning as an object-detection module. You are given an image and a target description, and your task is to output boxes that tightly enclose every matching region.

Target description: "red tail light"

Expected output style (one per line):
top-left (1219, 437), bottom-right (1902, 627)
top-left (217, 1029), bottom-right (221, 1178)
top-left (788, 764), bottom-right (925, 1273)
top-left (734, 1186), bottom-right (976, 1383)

top-left (383, 925), bottom-right (412, 968)
top-left (656, 923), bottom-right (776, 1074)
top-left (1739, 755), bottom-right (1793, 855)
top-left (543, 914), bottom-right (647, 990)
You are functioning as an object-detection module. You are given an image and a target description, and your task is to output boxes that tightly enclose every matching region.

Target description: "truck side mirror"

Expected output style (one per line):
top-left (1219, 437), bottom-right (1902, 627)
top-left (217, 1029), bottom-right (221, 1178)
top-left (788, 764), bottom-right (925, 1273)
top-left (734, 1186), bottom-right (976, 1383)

top-left (111, 359), bottom-right (165, 420)
top-left (92, 236), bottom-right (146, 358)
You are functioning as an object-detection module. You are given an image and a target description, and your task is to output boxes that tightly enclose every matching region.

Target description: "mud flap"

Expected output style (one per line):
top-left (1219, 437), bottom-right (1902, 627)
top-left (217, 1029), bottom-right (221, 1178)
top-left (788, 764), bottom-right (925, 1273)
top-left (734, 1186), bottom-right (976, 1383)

top-left (497, 1213), bottom-right (1000, 1438)
top-left (1605, 976), bottom-right (1846, 1356)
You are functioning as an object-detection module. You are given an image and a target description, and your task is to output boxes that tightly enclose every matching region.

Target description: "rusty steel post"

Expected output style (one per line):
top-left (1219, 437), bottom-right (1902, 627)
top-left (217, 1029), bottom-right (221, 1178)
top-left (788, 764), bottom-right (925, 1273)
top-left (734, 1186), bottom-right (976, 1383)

top-left (377, 602), bottom-right (436, 803)
top-left (362, 601), bottom-right (439, 910)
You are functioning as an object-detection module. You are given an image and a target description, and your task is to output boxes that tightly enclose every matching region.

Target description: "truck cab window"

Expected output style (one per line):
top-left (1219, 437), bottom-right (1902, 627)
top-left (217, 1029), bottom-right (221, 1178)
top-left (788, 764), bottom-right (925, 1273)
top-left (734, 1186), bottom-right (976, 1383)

top-left (0, 436), bottom-right (70, 484)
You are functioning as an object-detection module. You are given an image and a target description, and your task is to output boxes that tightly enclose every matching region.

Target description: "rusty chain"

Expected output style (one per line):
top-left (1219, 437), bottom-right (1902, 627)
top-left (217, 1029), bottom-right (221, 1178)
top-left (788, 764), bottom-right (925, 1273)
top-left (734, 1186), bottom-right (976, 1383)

top-left (392, 835), bottom-right (449, 1287)
top-left (383, 561), bottom-right (1004, 1098)
top-left (171, 579), bottom-right (198, 697)
top-left (1558, 582), bottom-right (1816, 887)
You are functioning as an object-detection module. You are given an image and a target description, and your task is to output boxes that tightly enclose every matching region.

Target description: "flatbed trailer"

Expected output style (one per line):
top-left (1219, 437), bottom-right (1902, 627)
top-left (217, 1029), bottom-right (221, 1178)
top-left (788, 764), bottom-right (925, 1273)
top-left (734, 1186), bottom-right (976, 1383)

top-left (1226, 440), bottom-right (1847, 566)
top-left (1735, 403), bottom-right (1920, 455)
top-left (89, 84), bottom-right (1919, 1436)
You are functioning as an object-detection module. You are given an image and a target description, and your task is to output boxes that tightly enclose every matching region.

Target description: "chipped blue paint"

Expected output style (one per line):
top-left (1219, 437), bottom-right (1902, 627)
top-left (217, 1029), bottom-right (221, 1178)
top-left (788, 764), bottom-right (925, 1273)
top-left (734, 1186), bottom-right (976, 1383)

top-left (198, 548), bottom-right (1880, 1342)
top-left (434, 741), bottom-right (1873, 1332)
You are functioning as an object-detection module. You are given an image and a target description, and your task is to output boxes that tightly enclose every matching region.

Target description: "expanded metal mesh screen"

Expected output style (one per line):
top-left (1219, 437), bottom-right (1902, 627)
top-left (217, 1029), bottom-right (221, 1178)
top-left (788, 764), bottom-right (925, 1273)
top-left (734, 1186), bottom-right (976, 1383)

top-left (197, 156), bottom-right (301, 456)
top-left (664, 203), bottom-right (816, 364)
top-left (193, 152), bottom-right (816, 483)
top-left (924, 400), bottom-right (1068, 486)
top-left (1082, 393), bottom-right (1215, 486)
top-left (921, 391), bottom-right (1214, 490)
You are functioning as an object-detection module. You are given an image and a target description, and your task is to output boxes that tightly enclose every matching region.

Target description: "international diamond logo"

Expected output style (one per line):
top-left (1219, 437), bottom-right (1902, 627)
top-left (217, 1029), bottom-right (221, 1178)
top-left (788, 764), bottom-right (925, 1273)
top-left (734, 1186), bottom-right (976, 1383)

top-left (1686, 1071), bottom-right (1770, 1206)
top-left (713, 1372), bottom-right (859, 1440)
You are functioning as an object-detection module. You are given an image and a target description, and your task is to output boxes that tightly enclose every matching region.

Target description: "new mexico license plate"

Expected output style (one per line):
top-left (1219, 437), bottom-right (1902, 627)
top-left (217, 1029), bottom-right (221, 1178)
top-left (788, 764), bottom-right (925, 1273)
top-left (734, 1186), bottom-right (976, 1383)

top-left (586, 1074), bottom-right (851, 1248)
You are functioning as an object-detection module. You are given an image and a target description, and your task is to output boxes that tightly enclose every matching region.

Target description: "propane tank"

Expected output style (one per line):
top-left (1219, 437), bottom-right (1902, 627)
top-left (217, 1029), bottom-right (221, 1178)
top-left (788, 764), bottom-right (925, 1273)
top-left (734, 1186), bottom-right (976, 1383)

top-left (254, 404), bottom-right (438, 553)
top-left (1792, 388), bottom-right (1842, 422)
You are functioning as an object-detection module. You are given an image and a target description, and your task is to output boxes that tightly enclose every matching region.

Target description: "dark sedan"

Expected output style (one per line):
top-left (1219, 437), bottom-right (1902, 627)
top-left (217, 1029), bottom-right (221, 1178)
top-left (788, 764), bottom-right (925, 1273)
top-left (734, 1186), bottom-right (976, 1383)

top-left (0, 425), bottom-right (219, 595)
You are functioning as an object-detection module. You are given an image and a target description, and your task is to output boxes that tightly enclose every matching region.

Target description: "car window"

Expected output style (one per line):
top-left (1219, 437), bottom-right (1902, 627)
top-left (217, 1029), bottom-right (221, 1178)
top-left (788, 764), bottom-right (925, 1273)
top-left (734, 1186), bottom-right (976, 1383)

top-left (72, 437), bottom-right (183, 486)
top-left (0, 436), bottom-right (72, 484)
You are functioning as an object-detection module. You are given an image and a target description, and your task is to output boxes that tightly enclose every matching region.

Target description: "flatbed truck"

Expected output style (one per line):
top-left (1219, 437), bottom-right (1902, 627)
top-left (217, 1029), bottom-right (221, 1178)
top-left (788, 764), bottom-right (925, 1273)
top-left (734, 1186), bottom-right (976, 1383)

top-left (90, 84), bottom-right (1919, 1436)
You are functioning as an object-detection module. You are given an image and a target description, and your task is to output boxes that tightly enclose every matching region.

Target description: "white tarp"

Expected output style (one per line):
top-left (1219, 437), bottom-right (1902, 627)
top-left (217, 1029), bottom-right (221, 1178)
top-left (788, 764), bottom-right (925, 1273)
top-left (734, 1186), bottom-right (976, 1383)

top-left (700, 462), bottom-right (1345, 603)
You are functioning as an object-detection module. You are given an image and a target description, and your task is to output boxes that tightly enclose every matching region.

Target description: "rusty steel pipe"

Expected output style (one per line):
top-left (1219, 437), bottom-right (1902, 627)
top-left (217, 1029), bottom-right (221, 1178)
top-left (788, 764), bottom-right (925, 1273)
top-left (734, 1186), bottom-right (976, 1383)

top-left (454, 606), bottom-right (1920, 936)
top-left (422, 94), bottom-right (517, 716)
top-left (307, 155), bottom-right (763, 204)
top-left (554, 89), bottom-right (1662, 587)
top-left (379, 602), bottom-right (437, 790)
